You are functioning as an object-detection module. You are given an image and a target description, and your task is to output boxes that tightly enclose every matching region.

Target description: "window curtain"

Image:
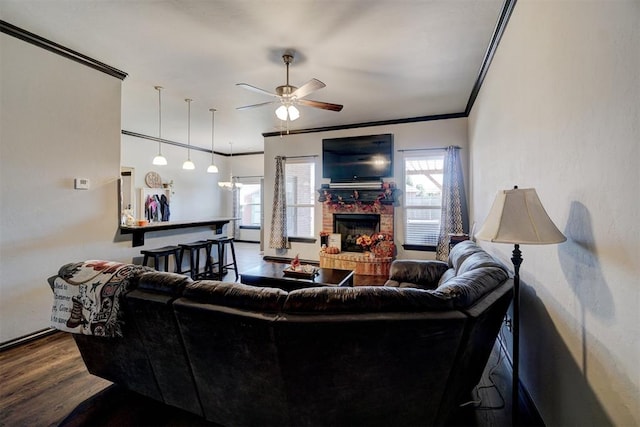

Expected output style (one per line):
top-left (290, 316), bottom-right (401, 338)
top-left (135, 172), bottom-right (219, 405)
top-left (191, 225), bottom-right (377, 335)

top-left (436, 146), bottom-right (469, 261)
top-left (269, 156), bottom-right (289, 249)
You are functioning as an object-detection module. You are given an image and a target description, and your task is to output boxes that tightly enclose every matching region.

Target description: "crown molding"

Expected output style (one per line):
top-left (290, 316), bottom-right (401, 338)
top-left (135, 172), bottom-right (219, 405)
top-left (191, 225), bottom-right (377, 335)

top-left (0, 20), bottom-right (127, 80)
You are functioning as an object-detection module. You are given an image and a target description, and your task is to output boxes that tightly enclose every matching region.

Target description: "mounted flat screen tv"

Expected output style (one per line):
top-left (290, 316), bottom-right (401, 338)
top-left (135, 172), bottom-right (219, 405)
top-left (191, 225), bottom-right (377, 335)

top-left (322, 134), bottom-right (393, 182)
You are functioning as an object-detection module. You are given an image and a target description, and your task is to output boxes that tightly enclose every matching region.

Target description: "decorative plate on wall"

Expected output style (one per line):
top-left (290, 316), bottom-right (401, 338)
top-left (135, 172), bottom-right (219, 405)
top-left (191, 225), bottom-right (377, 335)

top-left (145, 171), bottom-right (162, 188)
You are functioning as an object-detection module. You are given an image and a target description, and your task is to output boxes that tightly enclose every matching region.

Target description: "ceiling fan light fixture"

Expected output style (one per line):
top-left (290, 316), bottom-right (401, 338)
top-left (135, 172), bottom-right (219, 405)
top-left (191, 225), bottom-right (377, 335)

top-left (288, 105), bottom-right (300, 120)
top-left (275, 104), bottom-right (300, 121)
top-left (237, 52), bottom-right (342, 120)
top-left (275, 105), bottom-right (288, 121)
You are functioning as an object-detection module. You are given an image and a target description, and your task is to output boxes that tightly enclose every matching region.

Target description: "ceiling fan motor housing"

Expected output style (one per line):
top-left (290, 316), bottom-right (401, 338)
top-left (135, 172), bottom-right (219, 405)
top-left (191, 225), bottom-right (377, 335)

top-left (276, 85), bottom-right (297, 97)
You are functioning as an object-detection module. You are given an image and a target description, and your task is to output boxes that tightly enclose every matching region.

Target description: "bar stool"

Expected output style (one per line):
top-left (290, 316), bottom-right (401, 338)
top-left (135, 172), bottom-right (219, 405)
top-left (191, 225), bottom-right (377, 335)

top-left (208, 237), bottom-right (239, 281)
top-left (179, 240), bottom-right (213, 280)
top-left (140, 245), bottom-right (182, 272)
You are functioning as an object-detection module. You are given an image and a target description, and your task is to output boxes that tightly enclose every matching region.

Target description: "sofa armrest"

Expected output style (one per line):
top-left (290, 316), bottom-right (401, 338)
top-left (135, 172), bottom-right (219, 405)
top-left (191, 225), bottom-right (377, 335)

top-left (385, 260), bottom-right (449, 289)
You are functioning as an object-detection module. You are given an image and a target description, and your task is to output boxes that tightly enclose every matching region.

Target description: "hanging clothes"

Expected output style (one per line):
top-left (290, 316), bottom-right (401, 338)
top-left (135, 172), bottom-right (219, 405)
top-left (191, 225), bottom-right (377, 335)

top-left (160, 194), bottom-right (170, 221)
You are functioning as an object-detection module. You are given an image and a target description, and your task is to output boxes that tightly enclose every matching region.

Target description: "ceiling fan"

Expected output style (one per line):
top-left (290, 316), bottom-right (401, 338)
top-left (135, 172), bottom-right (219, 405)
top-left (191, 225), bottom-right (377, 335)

top-left (236, 53), bottom-right (343, 121)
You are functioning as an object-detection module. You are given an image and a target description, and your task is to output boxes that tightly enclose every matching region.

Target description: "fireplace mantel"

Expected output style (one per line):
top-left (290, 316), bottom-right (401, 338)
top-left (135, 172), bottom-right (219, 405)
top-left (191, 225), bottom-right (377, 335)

top-left (317, 184), bottom-right (396, 206)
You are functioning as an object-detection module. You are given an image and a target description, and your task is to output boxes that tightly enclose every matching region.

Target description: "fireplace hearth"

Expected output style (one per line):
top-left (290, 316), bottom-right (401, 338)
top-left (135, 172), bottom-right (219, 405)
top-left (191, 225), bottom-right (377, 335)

top-left (333, 214), bottom-right (380, 252)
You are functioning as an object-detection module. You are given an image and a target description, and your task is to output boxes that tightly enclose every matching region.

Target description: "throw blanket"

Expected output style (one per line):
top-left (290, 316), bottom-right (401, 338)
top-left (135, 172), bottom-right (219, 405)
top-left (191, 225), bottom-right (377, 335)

top-left (50, 260), bottom-right (150, 337)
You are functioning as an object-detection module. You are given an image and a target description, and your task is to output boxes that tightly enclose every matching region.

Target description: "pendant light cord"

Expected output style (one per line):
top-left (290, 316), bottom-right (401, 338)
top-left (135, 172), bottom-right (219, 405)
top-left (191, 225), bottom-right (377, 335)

top-left (186, 98), bottom-right (192, 160)
top-left (210, 108), bottom-right (216, 161)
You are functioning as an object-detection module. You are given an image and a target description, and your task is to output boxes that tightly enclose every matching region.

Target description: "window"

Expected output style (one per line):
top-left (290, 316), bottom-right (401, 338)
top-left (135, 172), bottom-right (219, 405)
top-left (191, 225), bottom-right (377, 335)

top-left (404, 152), bottom-right (444, 248)
top-left (237, 179), bottom-right (261, 227)
top-left (285, 160), bottom-right (315, 238)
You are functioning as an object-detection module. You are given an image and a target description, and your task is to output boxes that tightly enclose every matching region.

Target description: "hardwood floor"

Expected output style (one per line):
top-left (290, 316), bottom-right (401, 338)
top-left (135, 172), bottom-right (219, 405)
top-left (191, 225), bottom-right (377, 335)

top-left (0, 242), bottom-right (516, 426)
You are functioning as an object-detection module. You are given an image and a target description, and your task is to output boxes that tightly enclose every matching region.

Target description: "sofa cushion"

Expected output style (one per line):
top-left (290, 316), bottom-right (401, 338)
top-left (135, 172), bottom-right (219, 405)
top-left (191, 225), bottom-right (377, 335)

top-left (385, 260), bottom-right (449, 289)
top-left (449, 240), bottom-right (486, 272)
top-left (437, 268), bottom-right (456, 287)
top-left (283, 286), bottom-right (454, 313)
top-left (457, 250), bottom-right (506, 276)
top-left (183, 280), bottom-right (288, 312)
top-left (434, 267), bottom-right (509, 309)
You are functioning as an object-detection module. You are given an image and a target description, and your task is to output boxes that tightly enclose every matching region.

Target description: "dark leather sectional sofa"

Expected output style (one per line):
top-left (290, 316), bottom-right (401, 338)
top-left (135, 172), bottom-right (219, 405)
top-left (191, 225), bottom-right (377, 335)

top-left (50, 240), bottom-right (512, 426)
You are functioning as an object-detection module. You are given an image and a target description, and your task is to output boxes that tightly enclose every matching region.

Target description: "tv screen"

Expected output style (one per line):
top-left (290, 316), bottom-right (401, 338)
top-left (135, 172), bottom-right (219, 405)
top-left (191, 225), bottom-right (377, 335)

top-left (322, 134), bottom-right (393, 182)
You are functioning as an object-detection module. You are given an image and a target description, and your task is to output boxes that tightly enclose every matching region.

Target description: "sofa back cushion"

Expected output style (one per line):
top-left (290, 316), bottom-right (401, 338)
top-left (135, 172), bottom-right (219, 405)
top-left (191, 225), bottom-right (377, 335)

top-left (435, 267), bottom-right (509, 309)
top-left (449, 240), bottom-right (487, 272)
top-left (137, 271), bottom-right (192, 296)
top-left (183, 280), bottom-right (288, 312)
top-left (283, 286), bottom-right (454, 313)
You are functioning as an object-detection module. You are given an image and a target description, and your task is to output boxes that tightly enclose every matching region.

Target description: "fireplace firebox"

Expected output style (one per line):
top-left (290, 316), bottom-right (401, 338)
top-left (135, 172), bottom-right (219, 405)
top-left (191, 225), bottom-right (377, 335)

top-left (333, 214), bottom-right (380, 252)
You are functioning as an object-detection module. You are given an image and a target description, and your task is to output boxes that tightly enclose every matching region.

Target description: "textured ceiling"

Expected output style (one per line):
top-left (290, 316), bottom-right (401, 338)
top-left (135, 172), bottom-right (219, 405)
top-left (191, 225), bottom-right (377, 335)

top-left (1, 0), bottom-right (505, 153)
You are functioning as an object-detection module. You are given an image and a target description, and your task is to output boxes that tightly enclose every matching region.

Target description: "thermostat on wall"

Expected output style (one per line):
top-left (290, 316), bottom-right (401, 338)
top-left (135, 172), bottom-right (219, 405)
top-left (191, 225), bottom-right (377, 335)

top-left (74, 178), bottom-right (90, 190)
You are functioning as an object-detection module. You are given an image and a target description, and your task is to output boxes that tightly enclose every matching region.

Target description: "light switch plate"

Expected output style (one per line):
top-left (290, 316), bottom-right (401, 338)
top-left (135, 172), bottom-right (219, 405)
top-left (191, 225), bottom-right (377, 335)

top-left (74, 178), bottom-right (90, 190)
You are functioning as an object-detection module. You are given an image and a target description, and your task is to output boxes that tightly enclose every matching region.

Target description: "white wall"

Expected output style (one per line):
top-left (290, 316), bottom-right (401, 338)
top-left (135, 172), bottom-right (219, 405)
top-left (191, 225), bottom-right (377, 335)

top-left (0, 34), bottom-right (124, 343)
top-left (468, 1), bottom-right (639, 425)
top-left (263, 118), bottom-right (468, 261)
top-left (0, 34), bottom-right (235, 344)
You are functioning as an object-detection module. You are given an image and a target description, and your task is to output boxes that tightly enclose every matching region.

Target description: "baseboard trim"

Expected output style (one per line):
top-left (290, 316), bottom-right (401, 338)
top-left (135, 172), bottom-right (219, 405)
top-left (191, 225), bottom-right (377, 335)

top-left (0, 328), bottom-right (59, 352)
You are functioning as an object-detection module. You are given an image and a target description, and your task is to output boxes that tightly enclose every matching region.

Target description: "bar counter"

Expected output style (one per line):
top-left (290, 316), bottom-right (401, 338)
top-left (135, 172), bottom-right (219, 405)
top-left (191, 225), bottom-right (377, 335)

top-left (120, 218), bottom-right (233, 247)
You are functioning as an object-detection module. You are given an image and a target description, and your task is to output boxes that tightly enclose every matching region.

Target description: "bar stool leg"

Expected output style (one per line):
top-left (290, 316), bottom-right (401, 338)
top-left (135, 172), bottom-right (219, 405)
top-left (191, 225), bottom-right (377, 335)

top-left (174, 249), bottom-right (183, 274)
top-left (228, 240), bottom-right (239, 281)
top-left (217, 242), bottom-right (224, 280)
top-left (205, 243), bottom-right (213, 278)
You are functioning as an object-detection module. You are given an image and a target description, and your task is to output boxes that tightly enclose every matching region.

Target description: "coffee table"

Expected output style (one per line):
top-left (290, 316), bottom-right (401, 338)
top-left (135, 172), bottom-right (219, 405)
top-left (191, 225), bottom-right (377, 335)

top-left (240, 262), bottom-right (354, 291)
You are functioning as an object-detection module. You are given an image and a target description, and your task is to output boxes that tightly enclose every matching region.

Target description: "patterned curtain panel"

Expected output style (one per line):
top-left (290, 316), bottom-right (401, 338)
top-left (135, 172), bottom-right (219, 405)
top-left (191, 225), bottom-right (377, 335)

top-left (269, 156), bottom-right (289, 249)
top-left (436, 146), bottom-right (469, 261)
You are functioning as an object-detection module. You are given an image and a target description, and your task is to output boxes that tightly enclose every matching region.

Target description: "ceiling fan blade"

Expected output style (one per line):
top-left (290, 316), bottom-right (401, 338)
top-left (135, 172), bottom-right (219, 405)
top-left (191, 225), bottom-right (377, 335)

top-left (291, 78), bottom-right (326, 100)
top-left (236, 83), bottom-right (278, 98)
top-left (298, 98), bottom-right (343, 112)
top-left (236, 100), bottom-right (278, 111)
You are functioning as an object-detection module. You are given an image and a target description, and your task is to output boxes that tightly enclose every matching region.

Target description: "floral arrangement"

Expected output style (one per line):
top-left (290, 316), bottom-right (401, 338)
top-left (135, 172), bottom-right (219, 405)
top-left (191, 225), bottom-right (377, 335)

top-left (355, 234), bottom-right (374, 251)
top-left (356, 233), bottom-right (395, 257)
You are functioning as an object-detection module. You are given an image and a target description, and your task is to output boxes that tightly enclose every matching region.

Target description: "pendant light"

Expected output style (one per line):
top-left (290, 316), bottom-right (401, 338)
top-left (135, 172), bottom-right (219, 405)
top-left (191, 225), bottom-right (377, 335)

top-left (182, 98), bottom-right (195, 170)
top-left (218, 142), bottom-right (243, 189)
top-left (152, 86), bottom-right (167, 165)
top-left (207, 108), bottom-right (219, 174)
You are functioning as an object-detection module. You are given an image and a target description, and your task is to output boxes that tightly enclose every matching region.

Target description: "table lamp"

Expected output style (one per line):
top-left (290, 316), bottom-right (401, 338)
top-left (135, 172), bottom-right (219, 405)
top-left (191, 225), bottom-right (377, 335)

top-left (475, 186), bottom-right (566, 425)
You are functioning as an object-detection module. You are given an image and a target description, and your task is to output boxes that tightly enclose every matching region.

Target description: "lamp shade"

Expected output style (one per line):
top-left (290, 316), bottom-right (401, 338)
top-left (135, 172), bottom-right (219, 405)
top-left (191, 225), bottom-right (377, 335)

top-left (475, 188), bottom-right (566, 244)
